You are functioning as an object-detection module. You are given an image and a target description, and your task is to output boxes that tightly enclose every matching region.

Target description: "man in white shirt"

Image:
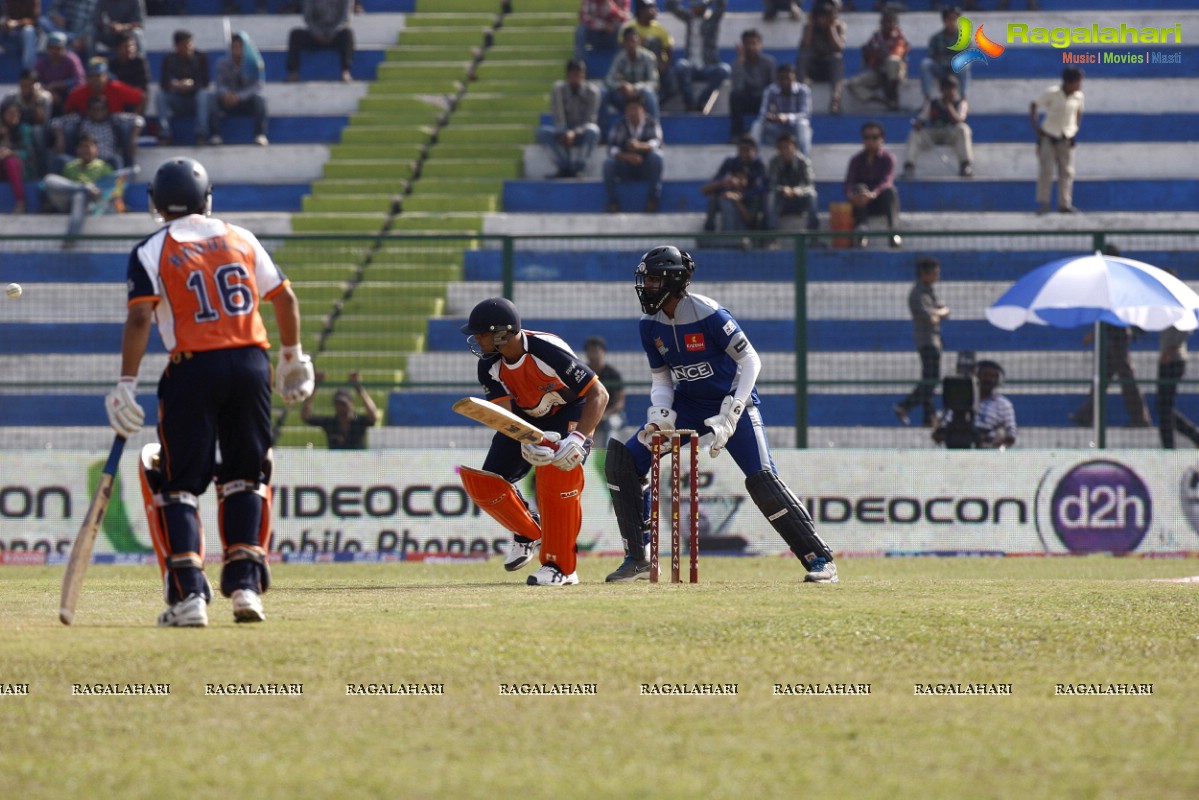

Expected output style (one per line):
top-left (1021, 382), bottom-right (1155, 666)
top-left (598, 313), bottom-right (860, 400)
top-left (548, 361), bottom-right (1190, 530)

top-left (1030, 67), bottom-right (1084, 215)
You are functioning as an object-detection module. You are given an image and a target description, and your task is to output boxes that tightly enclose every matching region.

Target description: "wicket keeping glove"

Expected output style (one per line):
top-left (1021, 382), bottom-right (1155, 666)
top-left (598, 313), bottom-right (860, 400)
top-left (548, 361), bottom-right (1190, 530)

top-left (105, 376), bottom-right (144, 437)
top-left (521, 431), bottom-right (560, 467)
top-left (276, 345), bottom-right (315, 404)
top-left (551, 431), bottom-right (591, 471)
top-left (703, 396), bottom-right (745, 458)
top-left (636, 406), bottom-right (678, 447)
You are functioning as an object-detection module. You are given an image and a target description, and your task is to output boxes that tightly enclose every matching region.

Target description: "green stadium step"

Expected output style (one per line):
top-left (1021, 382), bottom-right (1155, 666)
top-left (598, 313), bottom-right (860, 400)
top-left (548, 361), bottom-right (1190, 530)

top-left (408, 177), bottom-right (503, 196)
top-left (469, 61), bottom-right (563, 82)
top-left (385, 46), bottom-right (485, 63)
top-left (385, 214), bottom-right (483, 233)
top-left (322, 161), bottom-right (417, 180)
top-left (294, 282), bottom-right (353, 302)
top-left (403, 14), bottom-right (497, 28)
top-left (375, 62), bottom-right (472, 82)
top-left (362, 264), bottom-right (465, 282)
top-left (308, 178), bottom-right (412, 195)
top-left (449, 107), bottom-right (543, 124)
top-left (454, 80), bottom-right (552, 95)
top-left (419, 159), bottom-right (519, 179)
top-left (303, 351), bottom-right (414, 375)
top-left (484, 27), bottom-right (573, 47)
top-left (303, 195), bottom-right (397, 214)
top-left (454, 92), bottom-right (548, 112)
top-left (339, 127), bottom-right (434, 146)
top-left (398, 28), bottom-right (495, 47)
top-left (437, 125), bottom-right (533, 145)
top-left (498, 10), bottom-right (577, 26)
top-left (401, 193), bottom-right (498, 213)
top-left (321, 331), bottom-right (429, 352)
top-left (327, 143), bottom-right (430, 161)
top-left (290, 214), bottom-right (389, 234)
top-left (330, 312), bottom-right (437, 333)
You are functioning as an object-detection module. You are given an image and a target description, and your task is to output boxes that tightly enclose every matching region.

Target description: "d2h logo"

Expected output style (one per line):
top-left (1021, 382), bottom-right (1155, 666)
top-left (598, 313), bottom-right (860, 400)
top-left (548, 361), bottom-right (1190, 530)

top-left (949, 17), bottom-right (1005, 73)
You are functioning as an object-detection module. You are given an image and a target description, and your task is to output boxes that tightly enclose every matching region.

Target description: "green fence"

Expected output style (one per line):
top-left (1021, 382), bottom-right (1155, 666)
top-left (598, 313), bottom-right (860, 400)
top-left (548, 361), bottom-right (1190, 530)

top-left (4, 228), bottom-right (1198, 450)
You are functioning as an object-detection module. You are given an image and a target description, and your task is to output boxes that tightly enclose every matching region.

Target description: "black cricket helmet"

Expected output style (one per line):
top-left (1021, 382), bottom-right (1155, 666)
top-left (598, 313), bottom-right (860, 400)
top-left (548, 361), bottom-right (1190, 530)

top-left (635, 245), bottom-right (695, 315)
top-left (149, 157), bottom-right (212, 219)
top-left (461, 296), bottom-right (522, 358)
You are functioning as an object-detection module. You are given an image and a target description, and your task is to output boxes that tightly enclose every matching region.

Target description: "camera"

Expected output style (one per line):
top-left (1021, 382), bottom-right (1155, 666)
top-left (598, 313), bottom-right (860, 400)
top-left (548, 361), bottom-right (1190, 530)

top-left (940, 374), bottom-right (980, 449)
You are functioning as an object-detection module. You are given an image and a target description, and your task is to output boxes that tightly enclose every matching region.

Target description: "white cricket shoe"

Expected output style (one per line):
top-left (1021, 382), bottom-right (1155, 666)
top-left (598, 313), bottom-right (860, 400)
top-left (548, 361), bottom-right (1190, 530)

top-left (526, 563), bottom-right (579, 586)
top-left (504, 535), bottom-right (541, 572)
top-left (231, 589), bottom-right (266, 623)
top-left (157, 593), bottom-right (208, 627)
top-left (804, 558), bottom-right (840, 584)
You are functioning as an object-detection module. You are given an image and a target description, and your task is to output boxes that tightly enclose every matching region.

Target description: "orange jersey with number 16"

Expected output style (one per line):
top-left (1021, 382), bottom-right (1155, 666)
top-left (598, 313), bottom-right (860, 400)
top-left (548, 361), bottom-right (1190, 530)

top-left (127, 216), bottom-right (290, 355)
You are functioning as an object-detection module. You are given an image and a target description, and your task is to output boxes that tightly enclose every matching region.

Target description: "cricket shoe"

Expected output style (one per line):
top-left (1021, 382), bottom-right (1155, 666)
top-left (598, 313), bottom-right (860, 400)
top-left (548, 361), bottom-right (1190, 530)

top-left (605, 556), bottom-right (652, 582)
top-left (803, 558), bottom-right (840, 584)
top-left (231, 589), bottom-right (266, 623)
top-left (157, 593), bottom-right (209, 627)
top-left (527, 563), bottom-right (579, 586)
top-left (504, 535), bottom-right (541, 572)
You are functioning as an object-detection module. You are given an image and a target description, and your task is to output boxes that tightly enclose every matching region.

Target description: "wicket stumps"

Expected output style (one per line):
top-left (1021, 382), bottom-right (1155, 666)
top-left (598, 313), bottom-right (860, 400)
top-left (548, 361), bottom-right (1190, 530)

top-left (648, 430), bottom-right (700, 583)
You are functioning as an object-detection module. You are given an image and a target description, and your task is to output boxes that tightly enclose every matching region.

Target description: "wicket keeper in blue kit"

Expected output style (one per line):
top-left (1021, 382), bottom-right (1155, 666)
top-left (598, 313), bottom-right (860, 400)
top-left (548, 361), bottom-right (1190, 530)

top-left (604, 245), bottom-right (838, 583)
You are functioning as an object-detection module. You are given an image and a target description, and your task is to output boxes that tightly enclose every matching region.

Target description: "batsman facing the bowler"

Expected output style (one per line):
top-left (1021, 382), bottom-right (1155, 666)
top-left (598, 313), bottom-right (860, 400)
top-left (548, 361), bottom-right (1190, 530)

top-left (605, 245), bottom-right (839, 583)
top-left (106, 157), bottom-right (314, 627)
top-left (458, 297), bottom-right (609, 586)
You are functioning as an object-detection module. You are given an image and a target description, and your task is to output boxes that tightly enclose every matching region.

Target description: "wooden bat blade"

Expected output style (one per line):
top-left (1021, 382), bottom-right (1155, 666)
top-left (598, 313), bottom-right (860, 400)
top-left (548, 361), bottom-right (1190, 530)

top-left (59, 435), bottom-right (126, 625)
top-left (452, 397), bottom-right (546, 444)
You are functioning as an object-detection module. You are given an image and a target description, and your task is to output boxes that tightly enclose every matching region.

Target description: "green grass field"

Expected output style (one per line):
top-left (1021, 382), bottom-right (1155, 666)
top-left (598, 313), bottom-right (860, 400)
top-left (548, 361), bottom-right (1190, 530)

top-left (3, 557), bottom-right (1198, 799)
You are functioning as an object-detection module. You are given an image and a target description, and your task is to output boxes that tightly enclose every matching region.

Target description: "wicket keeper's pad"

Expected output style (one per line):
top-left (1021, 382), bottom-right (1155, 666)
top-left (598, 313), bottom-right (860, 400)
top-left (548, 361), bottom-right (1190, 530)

top-left (459, 466), bottom-right (542, 540)
top-left (535, 463), bottom-right (584, 576)
top-left (605, 439), bottom-right (647, 557)
top-left (745, 469), bottom-right (833, 569)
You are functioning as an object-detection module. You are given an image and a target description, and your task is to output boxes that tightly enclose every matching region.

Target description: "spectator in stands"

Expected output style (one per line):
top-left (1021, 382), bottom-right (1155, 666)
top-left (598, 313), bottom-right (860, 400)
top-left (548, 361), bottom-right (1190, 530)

top-left (764, 131), bottom-right (818, 233)
top-left (622, 0), bottom-right (679, 109)
top-left (752, 62), bottom-right (811, 156)
top-left (895, 256), bottom-right (946, 428)
top-left (729, 28), bottom-right (773, 140)
top-left (701, 134), bottom-right (766, 241)
top-left (584, 336), bottom-right (625, 445)
top-left (1031, 66), bottom-right (1083, 215)
top-left (301, 371), bottom-right (379, 449)
top-left (210, 30), bottom-right (269, 146)
top-left (901, 75), bottom-right (973, 179)
top-left (798, 0), bottom-right (846, 114)
top-left (844, 120), bottom-right (900, 248)
top-left (921, 6), bottom-right (969, 101)
top-left (537, 58), bottom-right (601, 179)
top-left (156, 29), bottom-right (210, 145)
top-left (575, 0), bottom-right (630, 59)
top-left (4, 69), bottom-right (51, 175)
top-left (106, 31), bottom-right (149, 91)
top-left (65, 56), bottom-right (146, 116)
top-left (664, 0), bottom-right (731, 114)
top-left (604, 26), bottom-right (660, 120)
top-left (41, 0), bottom-right (94, 57)
top-left (762, 0), bottom-right (799, 21)
top-left (602, 91), bottom-right (663, 214)
top-left (847, 7), bottom-right (909, 112)
top-left (0, 101), bottom-right (33, 212)
top-left (33, 31), bottom-right (84, 116)
top-left (287, 0), bottom-right (355, 84)
top-left (50, 92), bottom-right (141, 171)
top-left (1157, 320), bottom-right (1199, 449)
top-left (932, 360), bottom-right (1017, 449)
top-left (1, 0), bottom-right (40, 71)
top-left (92, 0), bottom-right (145, 56)
top-left (39, 133), bottom-right (127, 235)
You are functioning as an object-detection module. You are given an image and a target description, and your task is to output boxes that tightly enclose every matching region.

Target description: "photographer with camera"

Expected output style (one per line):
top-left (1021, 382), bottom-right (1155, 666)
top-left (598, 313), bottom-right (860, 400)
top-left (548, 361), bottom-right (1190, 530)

top-left (933, 360), bottom-right (1017, 449)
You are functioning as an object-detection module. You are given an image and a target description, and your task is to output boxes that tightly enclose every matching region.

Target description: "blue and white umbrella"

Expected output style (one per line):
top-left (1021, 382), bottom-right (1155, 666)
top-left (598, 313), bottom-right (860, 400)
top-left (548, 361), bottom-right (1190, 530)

top-left (987, 252), bottom-right (1199, 444)
top-left (987, 252), bottom-right (1199, 332)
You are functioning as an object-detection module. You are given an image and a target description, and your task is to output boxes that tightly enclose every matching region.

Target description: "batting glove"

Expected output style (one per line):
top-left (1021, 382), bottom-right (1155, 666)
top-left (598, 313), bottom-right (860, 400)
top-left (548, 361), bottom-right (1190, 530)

top-left (551, 431), bottom-right (591, 471)
top-left (521, 431), bottom-right (560, 467)
top-left (276, 344), bottom-right (315, 404)
top-left (703, 396), bottom-right (745, 458)
top-left (636, 406), bottom-right (677, 447)
top-left (105, 376), bottom-right (144, 438)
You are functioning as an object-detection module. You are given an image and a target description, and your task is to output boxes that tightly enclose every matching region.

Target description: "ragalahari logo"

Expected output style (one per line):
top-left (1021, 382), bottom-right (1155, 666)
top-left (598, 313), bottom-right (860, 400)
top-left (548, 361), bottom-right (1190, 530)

top-left (950, 16), bottom-right (1006, 73)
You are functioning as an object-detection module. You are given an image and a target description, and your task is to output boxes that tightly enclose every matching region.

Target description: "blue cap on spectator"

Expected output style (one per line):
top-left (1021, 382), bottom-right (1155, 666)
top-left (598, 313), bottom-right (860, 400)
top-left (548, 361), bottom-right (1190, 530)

top-left (87, 58), bottom-right (108, 75)
top-left (48, 32), bottom-right (68, 47)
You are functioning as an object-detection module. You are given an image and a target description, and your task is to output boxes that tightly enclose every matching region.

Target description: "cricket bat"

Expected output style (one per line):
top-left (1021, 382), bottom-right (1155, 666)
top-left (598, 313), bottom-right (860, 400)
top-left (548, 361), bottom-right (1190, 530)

top-left (452, 397), bottom-right (547, 444)
top-left (59, 435), bottom-right (126, 625)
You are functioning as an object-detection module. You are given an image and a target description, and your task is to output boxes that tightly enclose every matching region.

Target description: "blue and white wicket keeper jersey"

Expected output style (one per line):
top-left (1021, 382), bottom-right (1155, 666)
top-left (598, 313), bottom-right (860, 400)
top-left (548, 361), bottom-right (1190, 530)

top-left (639, 293), bottom-right (760, 406)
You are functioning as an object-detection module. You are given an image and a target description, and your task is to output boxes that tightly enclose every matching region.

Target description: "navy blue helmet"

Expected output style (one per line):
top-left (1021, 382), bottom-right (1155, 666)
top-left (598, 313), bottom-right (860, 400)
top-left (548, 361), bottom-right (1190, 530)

top-left (149, 157), bottom-right (212, 218)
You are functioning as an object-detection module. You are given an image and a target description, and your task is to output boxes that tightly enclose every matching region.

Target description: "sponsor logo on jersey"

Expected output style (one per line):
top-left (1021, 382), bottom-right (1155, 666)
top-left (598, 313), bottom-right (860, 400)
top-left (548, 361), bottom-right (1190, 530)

top-left (672, 362), bottom-right (715, 382)
top-left (722, 320), bottom-right (737, 336)
top-left (654, 337), bottom-right (668, 357)
top-left (685, 333), bottom-right (705, 352)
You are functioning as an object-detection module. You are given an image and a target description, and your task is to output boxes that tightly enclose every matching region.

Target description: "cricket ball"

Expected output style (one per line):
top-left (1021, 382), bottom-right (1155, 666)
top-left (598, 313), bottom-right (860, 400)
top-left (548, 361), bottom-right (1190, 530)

top-left (5, 282), bottom-right (21, 299)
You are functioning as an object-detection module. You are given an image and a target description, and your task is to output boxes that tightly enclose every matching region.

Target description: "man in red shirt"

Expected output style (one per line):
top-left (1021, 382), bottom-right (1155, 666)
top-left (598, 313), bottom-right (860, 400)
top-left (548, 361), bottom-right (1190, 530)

top-left (64, 57), bottom-right (145, 116)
